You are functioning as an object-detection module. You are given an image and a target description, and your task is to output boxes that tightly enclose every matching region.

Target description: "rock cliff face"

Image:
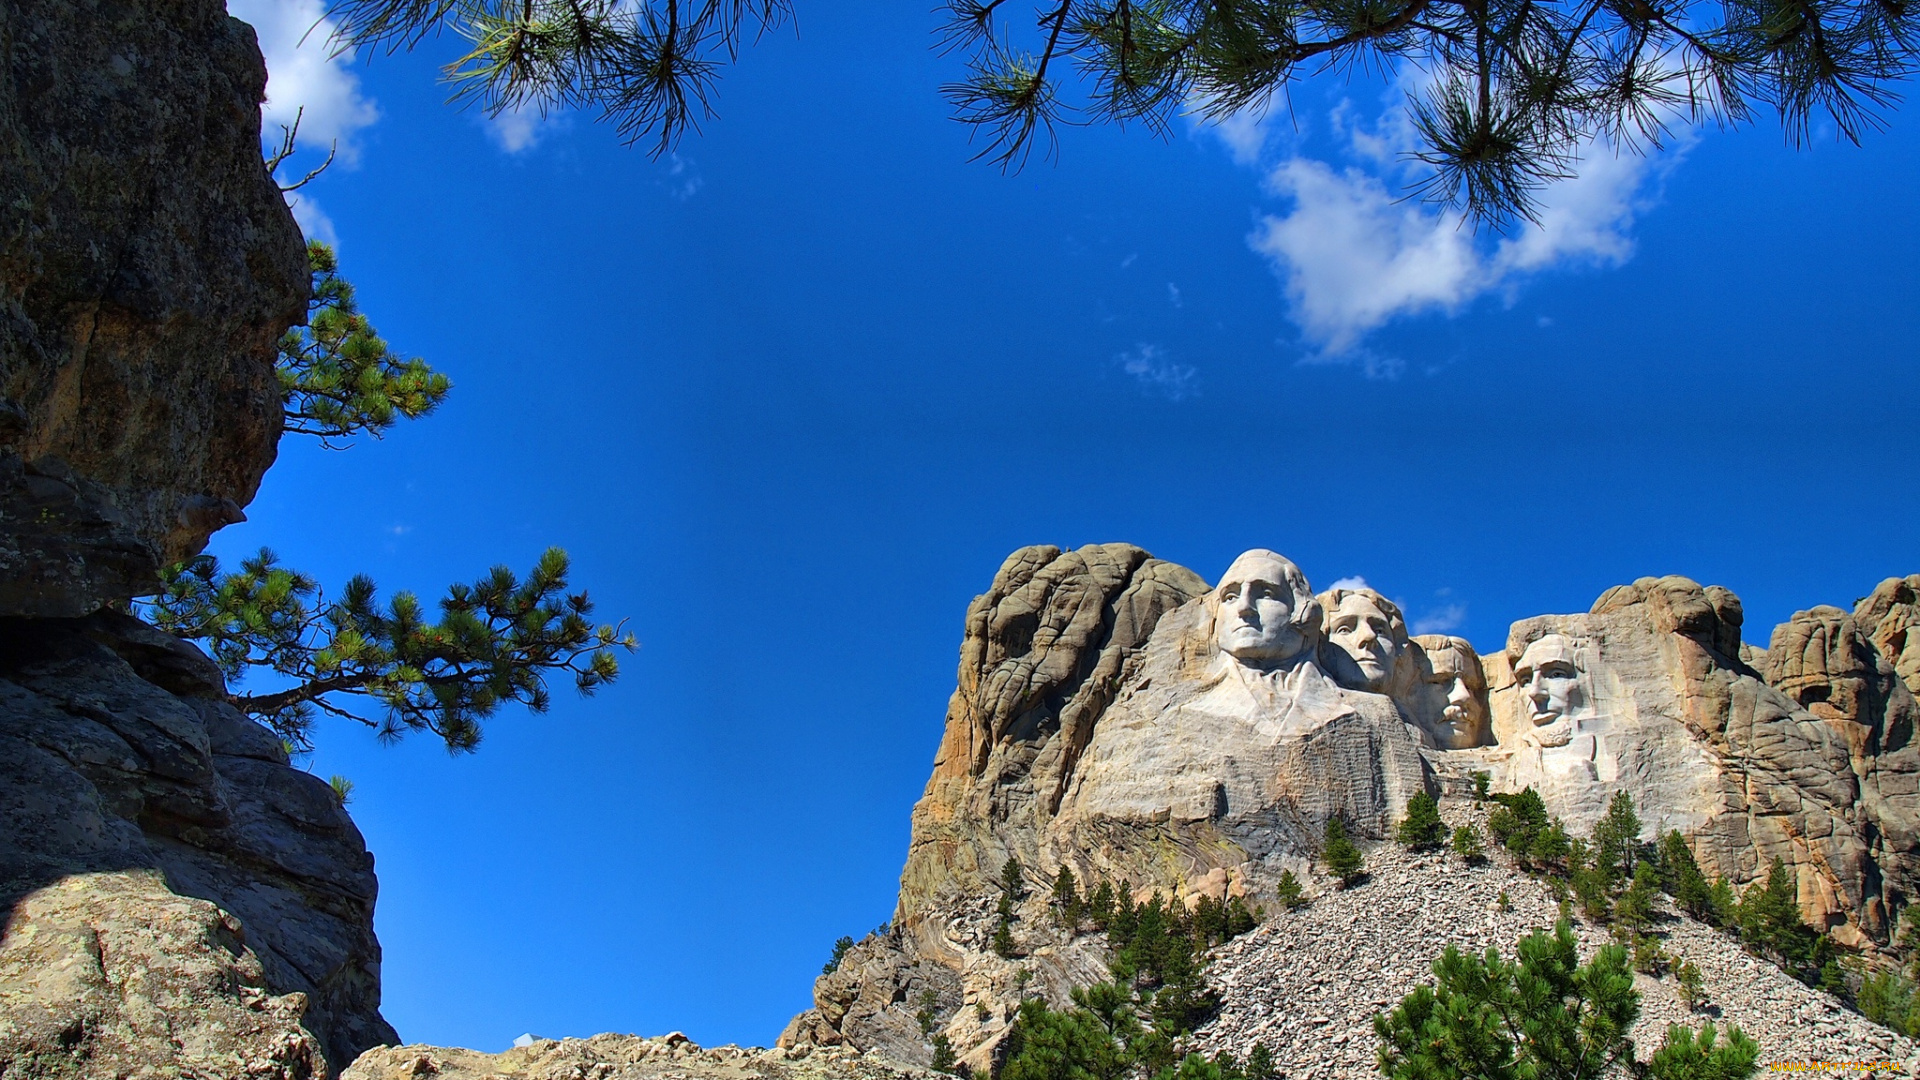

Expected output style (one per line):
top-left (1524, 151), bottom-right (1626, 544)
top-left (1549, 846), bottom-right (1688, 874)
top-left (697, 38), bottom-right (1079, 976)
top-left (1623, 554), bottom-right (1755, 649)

top-left (0, 0), bottom-right (303, 617)
top-left (0, 613), bottom-right (396, 1075)
top-left (789, 550), bottom-right (1920, 1066)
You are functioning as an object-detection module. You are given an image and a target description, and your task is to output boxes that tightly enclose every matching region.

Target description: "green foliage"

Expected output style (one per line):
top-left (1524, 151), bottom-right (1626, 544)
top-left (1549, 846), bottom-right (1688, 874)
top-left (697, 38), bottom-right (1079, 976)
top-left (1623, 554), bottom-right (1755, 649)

top-left (146, 547), bottom-right (634, 751)
top-left (327, 774), bottom-right (354, 806)
top-left (1487, 787), bottom-right (1549, 857)
top-left (938, 0), bottom-right (1920, 230)
top-left (1735, 859), bottom-right (1824, 979)
top-left (1675, 958), bottom-right (1706, 1011)
top-left (1274, 870), bottom-right (1305, 911)
top-left (993, 915), bottom-right (1018, 959)
top-left (1322, 817), bottom-right (1365, 887)
top-left (1001, 991), bottom-right (1134, 1080)
top-left (1858, 967), bottom-right (1920, 1036)
top-left (326, 0), bottom-right (788, 154)
top-left (1471, 771), bottom-right (1491, 801)
top-left (1707, 878), bottom-right (1740, 927)
top-left (930, 1033), bottom-right (958, 1074)
top-left (1452, 825), bottom-right (1484, 864)
top-left (1086, 880), bottom-right (1117, 930)
top-left (824, 935), bottom-right (855, 976)
top-left (1375, 920), bottom-right (1640, 1080)
top-left (1243, 1043), bottom-right (1275, 1080)
top-left (1003, 857), bottom-right (1030, 899)
top-left (1053, 866), bottom-right (1083, 929)
top-left (280, 242), bottom-right (450, 446)
top-left (917, 988), bottom-right (941, 1035)
top-left (1643, 1022), bottom-right (1760, 1080)
top-left (1614, 862), bottom-right (1661, 929)
top-left (1592, 791), bottom-right (1643, 882)
top-left (1396, 792), bottom-right (1445, 850)
top-left (1659, 831), bottom-right (1716, 923)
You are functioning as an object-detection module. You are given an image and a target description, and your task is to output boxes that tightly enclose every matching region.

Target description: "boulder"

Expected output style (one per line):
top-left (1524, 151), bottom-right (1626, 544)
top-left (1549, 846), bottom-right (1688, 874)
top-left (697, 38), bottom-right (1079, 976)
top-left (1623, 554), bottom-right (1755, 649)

top-left (0, 613), bottom-right (396, 1074)
top-left (0, 0), bottom-right (304, 616)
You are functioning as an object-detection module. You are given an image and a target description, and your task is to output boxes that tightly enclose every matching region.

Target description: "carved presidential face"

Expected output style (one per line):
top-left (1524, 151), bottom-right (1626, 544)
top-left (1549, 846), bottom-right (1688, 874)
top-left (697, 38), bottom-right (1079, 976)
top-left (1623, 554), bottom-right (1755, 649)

top-left (1422, 640), bottom-right (1489, 749)
top-left (1214, 552), bottom-right (1312, 665)
top-left (1515, 634), bottom-right (1586, 745)
top-left (1322, 591), bottom-right (1406, 693)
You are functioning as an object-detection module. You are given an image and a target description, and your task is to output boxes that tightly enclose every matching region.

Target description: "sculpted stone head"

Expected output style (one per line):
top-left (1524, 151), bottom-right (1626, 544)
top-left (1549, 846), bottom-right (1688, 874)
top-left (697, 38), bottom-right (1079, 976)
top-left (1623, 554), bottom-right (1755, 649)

top-left (1317, 588), bottom-right (1410, 694)
top-left (1209, 550), bottom-right (1319, 668)
top-left (1414, 636), bottom-right (1490, 749)
top-left (1514, 633), bottom-right (1590, 747)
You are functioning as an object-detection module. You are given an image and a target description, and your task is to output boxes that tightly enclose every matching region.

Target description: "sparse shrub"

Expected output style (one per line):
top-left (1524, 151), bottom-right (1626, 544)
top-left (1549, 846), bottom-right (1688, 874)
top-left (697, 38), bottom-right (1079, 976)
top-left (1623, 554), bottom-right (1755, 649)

top-left (1497, 890), bottom-right (1512, 912)
top-left (1675, 958), bottom-right (1706, 1011)
top-left (917, 988), bottom-right (940, 1035)
top-left (328, 774), bottom-right (354, 807)
top-left (1471, 771), bottom-right (1491, 801)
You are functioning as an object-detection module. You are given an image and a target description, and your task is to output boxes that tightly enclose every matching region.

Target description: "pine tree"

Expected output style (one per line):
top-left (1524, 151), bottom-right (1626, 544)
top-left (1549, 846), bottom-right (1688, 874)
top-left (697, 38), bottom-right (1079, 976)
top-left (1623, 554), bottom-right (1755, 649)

top-left (1594, 790), bottom-right (1644, 881)
top-left (1660, 830), bottom-right (1715, 921)
top-left (1452, 825), bottom-right (1484, 864)
top-left (1322, 818), bottom-right (1365, 887)
top-left (992, 916), bottom-right (1017, 959)
top-left (823, 935), bottom-right (855, 975)
top-left (1001, 857), bottom-right (1028, 900)
top-left (929, 1033), bottom-right (958, 1074)
top-left (1396, 792), bottom-right (1446, 850)
top-left (1644, 1022), bottom-right (1760, 1080)
top-left (1471, 771), bottom-right (1491, 802)
top-left (1224, 895), bottom-right (1258, 937)
top-left (1274, 870), bottom-right (1305, 911)
top-left (1085, 880), bottom-right (1117, 931)
top-left (1051, 865), bottom-right (1082, 930)
top-left (1738, 859), bottom-right (1818, 972)
top-left (1708, 878), bottom-right (1740, 927)
top-left (1244, 1043), bottom-right (1276, 1080)
top-left (140, 244), bottom-right (632, 753)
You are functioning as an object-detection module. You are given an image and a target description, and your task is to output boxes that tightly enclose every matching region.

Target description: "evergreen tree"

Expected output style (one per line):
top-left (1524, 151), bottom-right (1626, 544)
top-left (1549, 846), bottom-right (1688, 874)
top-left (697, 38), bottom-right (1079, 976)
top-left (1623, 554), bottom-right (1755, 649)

top-left (1274, 870), bottom-right (1305, 911)
top-left (1376, 921), bottom-right (1639, 1080)
top-left (1660, 831), bottom-right (1715, 921)
top-left (1859, 968), bottom-right (1920, 1036)
top-left (1615, 861), bottom-right (1662, 928)
top-left (1707, 878), bottom-right (1740, 927)
top-left (1528, 818), bottom-right (1572, 873)
top-left (1396, 792), bottom-right (1446, 850)
top-left (1244, 1043), bottom-right (1276, 1080)
top-left (279, 241), bottom-right (451, 446)
top-left (1000, 993), bottom-right (1132, 1080)
top-left (1086, 880), bottom-right (1117, 931)
top-left (1452, 825), bottom-right (1484, 864)
top-left (1488, 788), bottom-right (1549, 855)
top-left (823, 935), bottom-right (855, 975)
top-left (1471, 771), bottom-right (1491, 802)
top-left (1644, 1022), bottom-right (1761, 1080)
top-left (141, 245), bottom-right (632, 753)
top-left (1002, 857), bottom-right (1029, 900)
top-left (929, 1033), bottom-right (958, 1074)
top-left (1052, 865), bottom-right (1082, 930)
top-left (1322, 818), bottom-right (1365, 887)
top-left (1593, 790), bottom-right (1644, 881)
top-left (993, 916), bottom-right (1018, 959)
top-left (1224, 895), bottom-right (1258, 937)
top-left (1738, 859), bottom-right (1820, 974)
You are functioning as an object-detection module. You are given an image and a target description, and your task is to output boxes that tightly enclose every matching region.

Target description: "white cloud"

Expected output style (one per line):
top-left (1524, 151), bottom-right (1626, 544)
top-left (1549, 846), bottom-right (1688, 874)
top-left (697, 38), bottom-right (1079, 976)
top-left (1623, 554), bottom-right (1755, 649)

top-left (660, 154), bottom-right (704, 200)
top-left (1116, 343), bottom-right (1198, 401)
top-left (230, 0), bottom-right (379, 162)
top-left (1240, 90), bottom-right (1692, 355)
top-left (283, 191), bottom-right (338, 245)
top-left (1327, 576), bottom-right (1370, 591)
top-left (1412, 603), bottom-right (1468, 635)
top-left (486, 106), bottom-right (563, 154)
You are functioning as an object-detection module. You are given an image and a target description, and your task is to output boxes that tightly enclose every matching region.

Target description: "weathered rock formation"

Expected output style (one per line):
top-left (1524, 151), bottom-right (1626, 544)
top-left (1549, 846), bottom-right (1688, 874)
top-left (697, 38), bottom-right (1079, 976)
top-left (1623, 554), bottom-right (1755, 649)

top-left (345, 1032), bottom-right (925, 1080)
top-left (0, 0), bottom-right (303, 617)
top-left (790, 551), bottom-right (1920, 1065)
top-left (0, 613), bottom-right (397, 1075)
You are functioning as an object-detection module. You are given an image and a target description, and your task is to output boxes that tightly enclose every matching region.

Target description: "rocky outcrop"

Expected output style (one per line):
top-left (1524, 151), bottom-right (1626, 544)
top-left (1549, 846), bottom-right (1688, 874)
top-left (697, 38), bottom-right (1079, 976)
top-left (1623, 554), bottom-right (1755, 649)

top-left (0, 0), bottom-right (304, 616)
top-left (345, 1033), bottom-right (926, 1080)
top-left (0, 613), bottom-right (396, 1075)
top-left (898, 545), bottom-right (1209, 927)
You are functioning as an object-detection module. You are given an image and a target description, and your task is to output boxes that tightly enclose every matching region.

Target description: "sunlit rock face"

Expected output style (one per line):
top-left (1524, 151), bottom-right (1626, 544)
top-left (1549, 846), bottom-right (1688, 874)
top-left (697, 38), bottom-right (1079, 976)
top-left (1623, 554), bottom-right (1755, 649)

top-left (1405, 634), bottom-right (1493, 750)
top-left (1047, 551), bottom-right (1429, 903)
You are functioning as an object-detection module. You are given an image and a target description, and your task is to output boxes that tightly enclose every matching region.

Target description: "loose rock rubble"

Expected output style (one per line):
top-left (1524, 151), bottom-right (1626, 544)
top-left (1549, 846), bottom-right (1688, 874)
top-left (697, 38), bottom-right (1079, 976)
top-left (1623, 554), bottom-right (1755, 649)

top-left (1194, 806), bottom-right (1920, 1078)
top-left (345, 1032), bottom-right (927, 1080)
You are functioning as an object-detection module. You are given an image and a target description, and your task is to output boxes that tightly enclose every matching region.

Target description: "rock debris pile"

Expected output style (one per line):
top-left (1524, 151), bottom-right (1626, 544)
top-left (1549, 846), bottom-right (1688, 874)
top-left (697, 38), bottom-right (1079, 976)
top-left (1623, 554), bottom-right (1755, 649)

top-left (344, 1032), bottom-right (925, 1080)
top-left (1195, 808), bottom-right (1919, 1077)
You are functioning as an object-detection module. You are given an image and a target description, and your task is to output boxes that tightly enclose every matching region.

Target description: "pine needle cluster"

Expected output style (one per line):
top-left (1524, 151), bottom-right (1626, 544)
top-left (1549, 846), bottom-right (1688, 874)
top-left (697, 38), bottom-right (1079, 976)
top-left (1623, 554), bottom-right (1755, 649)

top-left (939, 0), bottom-right (1920, 229)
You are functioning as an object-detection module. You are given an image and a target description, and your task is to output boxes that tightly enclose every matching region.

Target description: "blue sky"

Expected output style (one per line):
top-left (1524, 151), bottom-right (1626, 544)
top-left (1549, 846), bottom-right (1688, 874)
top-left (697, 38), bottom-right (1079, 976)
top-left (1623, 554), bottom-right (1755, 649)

top-left (221, 0), bottom-right (1918, 1055)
